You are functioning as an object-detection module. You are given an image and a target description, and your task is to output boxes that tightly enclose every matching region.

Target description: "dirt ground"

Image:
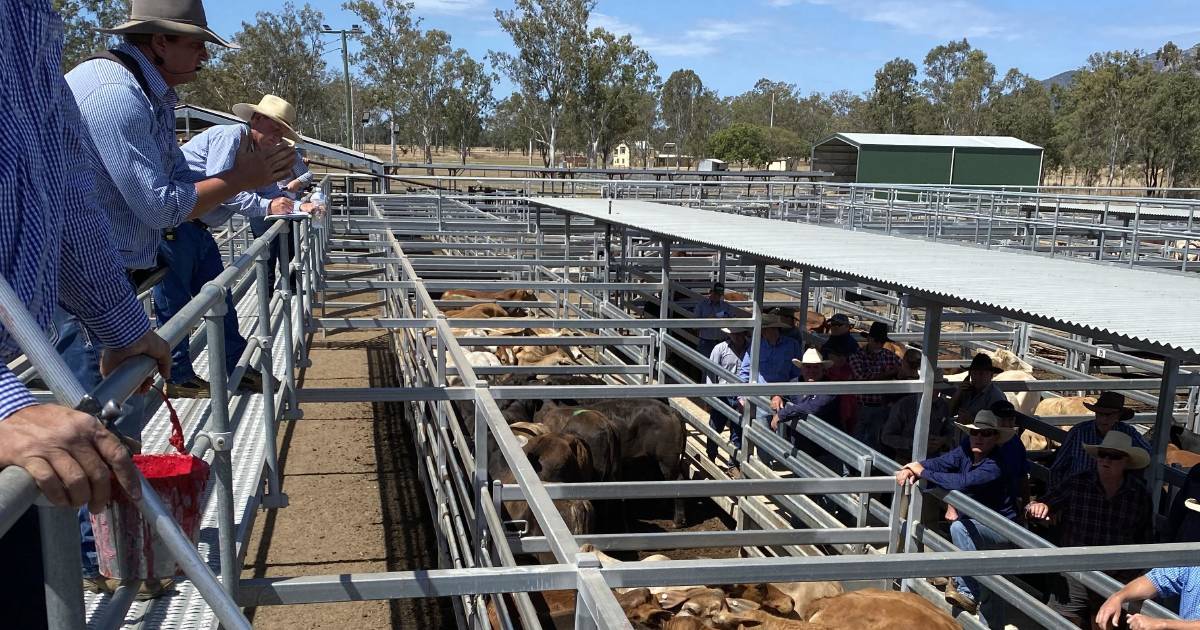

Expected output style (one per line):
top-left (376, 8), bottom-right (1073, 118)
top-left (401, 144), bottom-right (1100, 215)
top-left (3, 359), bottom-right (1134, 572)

top-left (240, 318), bottom-right (454, 629)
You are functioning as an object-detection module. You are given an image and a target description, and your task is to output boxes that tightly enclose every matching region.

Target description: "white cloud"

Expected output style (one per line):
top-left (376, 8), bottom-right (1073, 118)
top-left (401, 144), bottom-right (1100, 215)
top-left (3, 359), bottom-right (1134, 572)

top-left (591, 13), bottom-right (754, 58)
top-left (409, 0), bottom-right (488, 15)
top-left (766, 0), bottom-right (799, 6)
top-left (804, 0), bottom-right (1013, 40)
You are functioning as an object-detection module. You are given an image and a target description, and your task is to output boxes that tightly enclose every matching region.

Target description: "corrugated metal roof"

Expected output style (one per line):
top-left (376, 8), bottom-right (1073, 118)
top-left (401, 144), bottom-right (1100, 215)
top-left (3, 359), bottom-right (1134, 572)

top-left (528, 197), bottom-right (1200, 360)
top-left (824, 133), bottom-right (1042, 151)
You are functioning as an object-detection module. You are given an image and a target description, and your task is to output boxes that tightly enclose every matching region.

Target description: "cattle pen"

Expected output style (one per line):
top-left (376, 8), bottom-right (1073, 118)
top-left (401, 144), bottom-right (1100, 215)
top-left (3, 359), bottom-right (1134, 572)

top-left (2, 173), bottom-right (1200, 630)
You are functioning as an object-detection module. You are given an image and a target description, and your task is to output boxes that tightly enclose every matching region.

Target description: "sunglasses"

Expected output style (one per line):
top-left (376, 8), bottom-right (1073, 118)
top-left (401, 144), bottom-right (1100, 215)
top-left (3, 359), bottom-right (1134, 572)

top-left (969, 429), bottom-right (997, 438)
top-left (1095, 449), bottom-right (1127, 461)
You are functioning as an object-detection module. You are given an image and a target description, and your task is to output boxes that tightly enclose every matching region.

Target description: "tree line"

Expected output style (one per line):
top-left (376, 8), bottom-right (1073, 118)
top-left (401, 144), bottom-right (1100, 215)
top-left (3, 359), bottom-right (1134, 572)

top-left (56, 0), bottom-right (1200, 187)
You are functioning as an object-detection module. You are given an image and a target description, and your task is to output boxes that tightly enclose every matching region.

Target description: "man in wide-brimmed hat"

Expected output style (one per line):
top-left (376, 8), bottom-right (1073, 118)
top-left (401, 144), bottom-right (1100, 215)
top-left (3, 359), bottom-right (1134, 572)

top-left (693, 282), bottom-right (736, 359)
top-left (948, 352), bottom-right (1007, 423)
top-left (1048, 391), bottom-right (1151, 488)
top-left (737, 313), bottom-right (803, 426)
top-left (705, 327), bottom-right (751, 461)
top-left (895, 410), bottom-right (1019, 623)
top-left (847, 321), bottom-right (902, 450)
top-left (772, 348), bottom-right (839, 435)
top-left (1028, 431), bottom-right (1153, 627)
top-left (820, 312), bottom-right (860, 357)
top-left (155, 94), bottom-right (314, 398)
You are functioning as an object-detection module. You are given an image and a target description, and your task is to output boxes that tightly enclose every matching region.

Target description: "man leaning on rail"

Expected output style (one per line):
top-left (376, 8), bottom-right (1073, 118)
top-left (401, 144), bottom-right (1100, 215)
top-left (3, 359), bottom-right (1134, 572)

top-left (0, 0), bottom-right (172, 626)
top-left (60, 0), bottom-right (294, 408)
top-left (1096, 498), bottom-right (1200, 629)
top-left (160, 95), bottom-right (313, 398)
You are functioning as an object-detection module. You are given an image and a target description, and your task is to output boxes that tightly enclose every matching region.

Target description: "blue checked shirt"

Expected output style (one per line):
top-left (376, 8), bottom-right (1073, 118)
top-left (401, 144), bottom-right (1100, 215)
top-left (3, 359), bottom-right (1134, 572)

top-left (65, 42), bottom-right (198, 269)
top-left (0, 0), bottom-right (150, 419)
top-left (738, 334), bottom-right (802, 384)
top-left (181, 125), bottom-right (283, 227)
top-left (1047, 420), bottom-right (1152, 487)
top-left (1147, 566), bottom-right (1200, 620)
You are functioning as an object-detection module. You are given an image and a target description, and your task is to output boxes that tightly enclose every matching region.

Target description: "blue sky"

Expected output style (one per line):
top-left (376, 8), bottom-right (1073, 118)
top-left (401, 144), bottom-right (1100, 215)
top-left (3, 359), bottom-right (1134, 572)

top-left (200, 0), bottom-right (1200, 96)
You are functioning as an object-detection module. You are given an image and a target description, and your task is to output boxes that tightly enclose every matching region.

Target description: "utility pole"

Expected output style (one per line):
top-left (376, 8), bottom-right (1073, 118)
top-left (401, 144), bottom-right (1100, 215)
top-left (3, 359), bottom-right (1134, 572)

top-left (322, 24), bottom-right (361, 150)
top-left (769, 90), bottom-right (775, 128)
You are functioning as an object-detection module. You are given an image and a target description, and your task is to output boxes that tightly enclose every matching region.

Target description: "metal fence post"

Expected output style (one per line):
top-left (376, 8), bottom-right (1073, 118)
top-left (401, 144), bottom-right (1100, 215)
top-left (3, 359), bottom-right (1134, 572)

top-left (275, 219), bottom-right (302, 419)
top-left (203, 296), bottom-right (239, 599)
top-left (256, 238), bottom-right (287, 509)
top-left (38, 505), bottom-right (85, 630)
top-left (1150, 358), bottom-right (1180, 514)
top-left (738, 262), bottom-right (766, 467)
top-left (903, 299), bottom-right (942, 591)
top-left (474, 382), bottom-right (489, 550)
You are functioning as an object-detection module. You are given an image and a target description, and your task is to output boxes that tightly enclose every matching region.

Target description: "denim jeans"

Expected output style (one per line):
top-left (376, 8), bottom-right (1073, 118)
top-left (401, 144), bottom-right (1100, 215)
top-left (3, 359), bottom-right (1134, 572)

top-left (52, 306), bottom-right (148, 577)
top-left (152, 222), bottom-right (247, 383)
top-left (950, 517), bottom-right (1011, 628)
top-left (854, 403), bottom-right (889, 452)
top-left (706, 399), bottom-right (742, 460)
top-left (250, 216), bottom-right (283, 289)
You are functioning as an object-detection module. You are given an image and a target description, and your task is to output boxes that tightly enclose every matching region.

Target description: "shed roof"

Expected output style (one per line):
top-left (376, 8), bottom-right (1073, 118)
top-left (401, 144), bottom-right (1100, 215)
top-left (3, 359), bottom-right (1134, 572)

top-left (527, 197), bottom-right (1200, 360)
top-left (821, 133), bottom-right (1042, 151)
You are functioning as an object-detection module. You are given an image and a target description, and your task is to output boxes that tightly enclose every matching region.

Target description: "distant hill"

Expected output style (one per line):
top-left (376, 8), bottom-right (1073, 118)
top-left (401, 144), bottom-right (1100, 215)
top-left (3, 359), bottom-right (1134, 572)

top-left (1040, 43), bottom-right (1200, 88)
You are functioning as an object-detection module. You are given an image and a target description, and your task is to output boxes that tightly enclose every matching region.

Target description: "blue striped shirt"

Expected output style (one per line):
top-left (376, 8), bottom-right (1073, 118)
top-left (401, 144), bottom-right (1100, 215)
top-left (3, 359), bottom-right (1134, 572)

top-left (0, 0), bottom-right (150, 418)
top-left (1147, 566), bottom-right (1200, 619)
top-left (181, 125), bottom-right (282, 227)
top-left (65, 43), bottom-right (198, 269)
top-left (1048, 420), bottom-right (1152, 487)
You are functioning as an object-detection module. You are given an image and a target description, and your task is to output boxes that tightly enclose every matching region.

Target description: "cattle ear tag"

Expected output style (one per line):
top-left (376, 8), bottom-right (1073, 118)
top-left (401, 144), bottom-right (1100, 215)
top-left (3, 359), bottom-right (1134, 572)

top-left (726, 597), bottom-right (760, 612)
top-left (572, 409), bottom-right (590, 417)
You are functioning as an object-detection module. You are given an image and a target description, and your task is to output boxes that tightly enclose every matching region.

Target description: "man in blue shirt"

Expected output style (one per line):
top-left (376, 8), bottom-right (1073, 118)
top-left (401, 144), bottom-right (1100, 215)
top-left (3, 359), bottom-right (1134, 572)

top-left (706, 327), bottom-right (750, 460)
top-left (738, 313), bottom-right (803, 425)
top-left (1097, 528), bottom-right (1200, 629)
top-left (1049, 391), bottom-right (1152, 488)
top-left (0, 0), bottom-right (169, 624)
top-left (896, 410), bottom-right (1016, 625)
top-left (61, 0), bottom-right (294, 410)
top-left (693, 282), bottom-right (735, 359)
top-left (160, 95), bottom-right (307, 397)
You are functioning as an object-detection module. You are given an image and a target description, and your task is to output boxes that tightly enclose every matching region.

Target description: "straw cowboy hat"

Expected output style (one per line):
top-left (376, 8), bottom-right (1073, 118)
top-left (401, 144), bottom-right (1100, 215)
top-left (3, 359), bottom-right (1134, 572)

top-left (232, 95), bottom-right (301, 142)
top-left (792, 348), bottom-right (832, 369)
top-left (1083, 391), bottom-right (1135, 421)
top-left (1083, 431), bottom-right (1151, 469)
top-left (99, 0), bottom-right (238, 49)
top-left (954, 410), bottom-right (1016, 441)
top-left (1185, 498), bottom-right (1200, 513)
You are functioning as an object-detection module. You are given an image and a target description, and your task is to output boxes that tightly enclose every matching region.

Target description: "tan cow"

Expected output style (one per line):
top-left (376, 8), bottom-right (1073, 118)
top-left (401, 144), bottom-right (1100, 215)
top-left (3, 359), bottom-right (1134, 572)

top-left (442, 288), bottom-right (538, 301)
top-left (801, 589), bottom-right (958, 630)
top-left (1168, 444), bottom-right (1200, 469)
top-left (444, 303), bottom-right (526, 319)
top-left (1035, 395), bottom-right (1096, 417)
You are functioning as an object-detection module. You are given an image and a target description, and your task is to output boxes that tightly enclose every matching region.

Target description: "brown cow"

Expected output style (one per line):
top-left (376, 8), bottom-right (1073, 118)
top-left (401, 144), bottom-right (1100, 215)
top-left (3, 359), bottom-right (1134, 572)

top-left (547, 398), bottom-right (688, 526)
top-left (443, 288), bottom-right (538, 301)
top-left (537, 403), bottom-right (622, 482)
top-left (1168, 444), bottom-right (1200, 469)
top-left (801, 589), bottom-right (957, 630)
top-left (444, 303), bottom-right (527, 318)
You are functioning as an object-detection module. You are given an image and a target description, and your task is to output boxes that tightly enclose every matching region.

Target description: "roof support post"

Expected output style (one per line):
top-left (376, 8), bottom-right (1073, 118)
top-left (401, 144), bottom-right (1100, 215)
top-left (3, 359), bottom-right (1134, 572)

top-left (1150, 357), bottom-right (1181, 514)
top-left (738, 261), bottom-right (767, 468)
top-left (798, 270), bottom-right (811, 348)
top-left (902, 298), bottom-right (943, 591)
top-left (656, 240), bottom-right (671, 385)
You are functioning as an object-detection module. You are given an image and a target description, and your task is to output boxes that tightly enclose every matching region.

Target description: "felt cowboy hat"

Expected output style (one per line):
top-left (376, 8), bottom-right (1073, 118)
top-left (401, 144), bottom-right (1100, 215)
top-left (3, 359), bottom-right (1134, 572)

top-left (1083, 391), bottom-right (1135, 421)
top-left (828, 313), bottom-right (852, 327)
top-left (1083, 431), bottom-right (1150, 469)
top-left (859, 321), bottom-right (892, 343)
top-left (966, 352), bottom-right (1003, 374)
top-left (760, 313), bottom-right (791, 329)
top-left (954, 410), bottom-right (1017, 442)
top-left (792, 348), bottom-right (832, 368)
top-left (232, 95), bottom-right (301, 142)
top-left (99, 0), bottom-right (238, 49)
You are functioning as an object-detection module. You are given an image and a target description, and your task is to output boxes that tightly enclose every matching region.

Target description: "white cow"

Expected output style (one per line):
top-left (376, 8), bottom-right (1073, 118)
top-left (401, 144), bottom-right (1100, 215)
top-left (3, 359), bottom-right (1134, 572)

top-left (944, 369), bottom-right (1041, 416)
top-left (446, 350), bottom-right (503, 386)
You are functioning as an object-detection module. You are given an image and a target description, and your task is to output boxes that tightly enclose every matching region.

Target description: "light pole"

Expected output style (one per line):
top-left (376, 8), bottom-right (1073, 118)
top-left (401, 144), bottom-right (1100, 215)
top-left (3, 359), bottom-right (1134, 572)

top-left (321, 24), bottom-right (361, 150)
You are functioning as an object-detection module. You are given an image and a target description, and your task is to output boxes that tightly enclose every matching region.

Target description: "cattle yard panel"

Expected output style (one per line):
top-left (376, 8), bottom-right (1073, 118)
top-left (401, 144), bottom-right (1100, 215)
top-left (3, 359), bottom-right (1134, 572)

top-left (285, 189), bottom-right (1195, 628)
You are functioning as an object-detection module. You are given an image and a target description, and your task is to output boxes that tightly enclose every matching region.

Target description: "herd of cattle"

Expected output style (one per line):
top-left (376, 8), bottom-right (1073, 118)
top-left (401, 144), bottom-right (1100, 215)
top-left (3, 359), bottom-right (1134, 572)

top-left (430, 286), bottom-right (1195, 629)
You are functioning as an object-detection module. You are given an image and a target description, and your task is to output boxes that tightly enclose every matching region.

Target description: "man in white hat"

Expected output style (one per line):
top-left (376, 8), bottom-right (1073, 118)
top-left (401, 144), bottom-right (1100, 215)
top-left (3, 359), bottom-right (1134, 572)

top-left (706, 327), bottom-right (750, 460)
top-left (772, 348), bottom-right (839, 436)
top-left (1028, 431), bottom-right (1154, 627)
top-left (895, 410), bottom-right (1019, 623)
top-left (1049, 391), bottom-right (1152, 488)
top-left (153, 95), bottom-right (312, 397)
top-left (737, 313), bottom-right (803, 426)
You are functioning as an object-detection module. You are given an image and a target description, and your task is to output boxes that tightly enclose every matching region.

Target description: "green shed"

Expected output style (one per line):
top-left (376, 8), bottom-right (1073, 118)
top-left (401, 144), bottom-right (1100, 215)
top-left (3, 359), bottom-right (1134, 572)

top-left (811, 133), bottom-right (1043, 187)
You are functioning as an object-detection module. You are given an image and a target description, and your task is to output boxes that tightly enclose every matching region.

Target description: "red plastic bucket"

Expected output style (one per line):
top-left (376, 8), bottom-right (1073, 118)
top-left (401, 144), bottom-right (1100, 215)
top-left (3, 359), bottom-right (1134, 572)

top-left (90, 391), bottom-right (211, 580)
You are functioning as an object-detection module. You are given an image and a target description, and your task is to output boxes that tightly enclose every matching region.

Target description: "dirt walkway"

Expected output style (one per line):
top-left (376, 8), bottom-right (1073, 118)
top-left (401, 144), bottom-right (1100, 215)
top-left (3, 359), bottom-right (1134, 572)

top-left (240, 322), bottom-right (453, 629)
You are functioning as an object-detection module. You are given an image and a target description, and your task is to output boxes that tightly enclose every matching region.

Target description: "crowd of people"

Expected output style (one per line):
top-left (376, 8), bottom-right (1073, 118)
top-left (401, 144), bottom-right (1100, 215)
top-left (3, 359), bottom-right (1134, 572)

top-left (690, 299), bottom-right (1200, 629)
top-left (0, 0), bottom-right (321, 624)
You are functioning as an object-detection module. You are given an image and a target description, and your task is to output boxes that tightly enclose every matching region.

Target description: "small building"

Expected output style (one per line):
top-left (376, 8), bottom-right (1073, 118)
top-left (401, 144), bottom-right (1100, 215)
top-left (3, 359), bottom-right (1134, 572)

top-left (766, 158), bottom-right (800, 171)
top-left (611, 142), bottom-right (632, 169)
top-left (811, 133), bottom-right (1043, 187)
top-left (653, 154), bottom-right (695, 169)
top-left (560, 155), bottom-right (588, 168)
top-left (697, 158), bottom-right (727, 172)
